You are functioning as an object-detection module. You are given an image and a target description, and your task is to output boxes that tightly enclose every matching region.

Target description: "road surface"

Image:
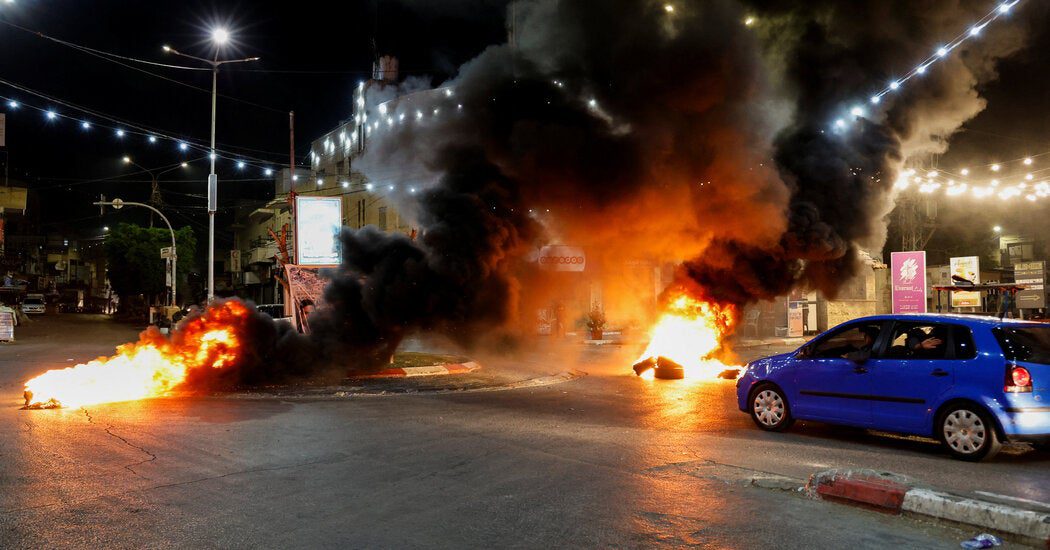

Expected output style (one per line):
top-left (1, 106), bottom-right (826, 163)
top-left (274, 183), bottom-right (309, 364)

top-left (1, 314), bottom-right (1046, 548)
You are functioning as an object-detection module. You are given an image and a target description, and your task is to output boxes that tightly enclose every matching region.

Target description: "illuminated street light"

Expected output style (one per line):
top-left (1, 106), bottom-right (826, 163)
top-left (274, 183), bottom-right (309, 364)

top-left (991, 164), bottom-right (1001, 172)
top-left (993, 225), bottom-right (1002, 232)
top-left (164, 28), bottom-right (259, 302)
top-left (211, 27), bottom-right (230, 45)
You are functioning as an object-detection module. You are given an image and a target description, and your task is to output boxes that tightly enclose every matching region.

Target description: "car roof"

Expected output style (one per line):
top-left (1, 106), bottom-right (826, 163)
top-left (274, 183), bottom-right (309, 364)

top-left (849, 313), bottom-right (1043, 328)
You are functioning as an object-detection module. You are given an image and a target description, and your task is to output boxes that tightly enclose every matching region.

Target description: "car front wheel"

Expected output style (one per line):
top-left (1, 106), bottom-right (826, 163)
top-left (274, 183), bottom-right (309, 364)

top-left (938, 405), bottom-right (1001, 461)
top-left (750, 385), bottom-right (794, 432)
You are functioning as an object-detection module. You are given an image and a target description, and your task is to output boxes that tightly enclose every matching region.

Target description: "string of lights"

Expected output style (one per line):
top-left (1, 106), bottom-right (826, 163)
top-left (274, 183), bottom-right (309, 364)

top-left (0, 76), bottom-right (293, 161)
top-left (834, 0), bottom-right (1022, 131)
top-left (0, 89), bottom-right (287, 180)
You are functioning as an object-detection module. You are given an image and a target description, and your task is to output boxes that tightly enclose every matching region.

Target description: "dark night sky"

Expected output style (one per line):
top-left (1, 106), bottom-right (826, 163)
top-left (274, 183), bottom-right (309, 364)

top-left (0, 0), bottom-right (510, 242)
top-left (0, 1), bottom-right (1046, 248)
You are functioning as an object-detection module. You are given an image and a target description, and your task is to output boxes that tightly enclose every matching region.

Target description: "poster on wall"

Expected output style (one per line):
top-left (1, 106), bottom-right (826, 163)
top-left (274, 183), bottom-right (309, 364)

top-left (283, 264), bottom-right (327, 334)
top-left (295, 196), bottom-right (342, 266)
top-left (890, 251), bottom-right (927, 313)
top-left (949, 256), bottom-right (981, 308)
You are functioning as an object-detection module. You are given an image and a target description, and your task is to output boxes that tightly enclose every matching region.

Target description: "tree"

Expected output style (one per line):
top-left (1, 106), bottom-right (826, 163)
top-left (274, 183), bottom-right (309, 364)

top-left (104, 223), bottom-right (196, 308)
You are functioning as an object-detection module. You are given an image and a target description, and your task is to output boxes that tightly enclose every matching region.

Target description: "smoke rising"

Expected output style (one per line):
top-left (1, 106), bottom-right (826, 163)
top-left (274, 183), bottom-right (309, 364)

top-left (225, 0), bottom-right (1037, 378)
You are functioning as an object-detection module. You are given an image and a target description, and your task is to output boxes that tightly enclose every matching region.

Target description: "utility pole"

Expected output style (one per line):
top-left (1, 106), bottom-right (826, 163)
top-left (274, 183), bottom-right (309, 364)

top-left (289, 111), bottom-right (297, 264)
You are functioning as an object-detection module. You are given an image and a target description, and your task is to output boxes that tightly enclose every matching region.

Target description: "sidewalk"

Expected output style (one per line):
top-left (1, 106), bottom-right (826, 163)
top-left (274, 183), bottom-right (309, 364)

top-left (806, 469), bottom-right (1050, 546)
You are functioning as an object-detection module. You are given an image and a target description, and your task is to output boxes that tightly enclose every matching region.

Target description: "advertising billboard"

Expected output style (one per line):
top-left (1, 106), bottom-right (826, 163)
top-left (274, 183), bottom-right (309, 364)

top-left (891, 251), bottom-right (927, 313)
top-left (949, 256), bottom-right (981, 308)
top-left (1015, 260), bottom-right (1046, 310)
top-left (295, 196), bottom-right (342, 266)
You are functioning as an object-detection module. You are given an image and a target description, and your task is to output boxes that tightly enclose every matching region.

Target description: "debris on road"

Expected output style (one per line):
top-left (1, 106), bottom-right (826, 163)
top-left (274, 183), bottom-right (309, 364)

top-left (959, 533), bottom-right (1002, 549)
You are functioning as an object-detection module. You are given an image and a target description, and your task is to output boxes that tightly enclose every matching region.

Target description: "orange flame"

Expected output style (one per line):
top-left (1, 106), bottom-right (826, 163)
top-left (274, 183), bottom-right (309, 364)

top-left (23, 301), bottom-right (250, 408)
top-left (636, 291), bottom-right (738, 380)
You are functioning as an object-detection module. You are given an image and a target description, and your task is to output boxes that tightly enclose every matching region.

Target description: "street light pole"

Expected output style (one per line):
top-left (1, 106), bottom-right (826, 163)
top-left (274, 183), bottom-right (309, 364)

top-left (163, 30), bottom-right (259, 302)
top-left (93, 199), bottom-right (178, 307)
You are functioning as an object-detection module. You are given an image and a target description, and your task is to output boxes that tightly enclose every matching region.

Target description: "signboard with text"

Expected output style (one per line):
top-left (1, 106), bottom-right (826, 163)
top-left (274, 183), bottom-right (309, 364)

top-left (537, 245), bottom-right (586, 272)
top-left (294, 196), bottom-right (342, 266)
top-left (950, 256), bottom-right (981, 308)
top-left (1015, 260), bottom-right (1046, 309)
top-left (891, 251), bottom-right (927, 313)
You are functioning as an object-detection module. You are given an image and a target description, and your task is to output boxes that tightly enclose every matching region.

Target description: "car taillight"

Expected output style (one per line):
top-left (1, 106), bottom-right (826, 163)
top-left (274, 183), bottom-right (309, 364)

top-left (1005, 364), bottom-right (1033, 393)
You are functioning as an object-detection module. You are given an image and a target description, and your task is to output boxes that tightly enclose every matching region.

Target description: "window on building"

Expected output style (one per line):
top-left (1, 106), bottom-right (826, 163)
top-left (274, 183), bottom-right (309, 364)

top-left (378, 207), bottom-right (388, 231)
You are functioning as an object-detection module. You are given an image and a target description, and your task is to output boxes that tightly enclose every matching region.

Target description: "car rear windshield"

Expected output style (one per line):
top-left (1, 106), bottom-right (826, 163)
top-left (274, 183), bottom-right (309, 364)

top-left (993, 326), bottom-right (1050, 365)
top-left (24, 299), bottom-right (43, 305)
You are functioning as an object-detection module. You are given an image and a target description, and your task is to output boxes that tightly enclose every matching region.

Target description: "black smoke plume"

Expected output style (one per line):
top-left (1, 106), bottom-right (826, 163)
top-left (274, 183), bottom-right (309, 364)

top-left (224, 0), bottom-right (1037, 378)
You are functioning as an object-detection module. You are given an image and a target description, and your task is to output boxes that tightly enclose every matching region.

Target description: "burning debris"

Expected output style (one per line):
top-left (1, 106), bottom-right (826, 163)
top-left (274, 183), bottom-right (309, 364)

top-left (21, 300), bottom-right (278, 409)
top-left (632, 291), bottom-right (740, 380)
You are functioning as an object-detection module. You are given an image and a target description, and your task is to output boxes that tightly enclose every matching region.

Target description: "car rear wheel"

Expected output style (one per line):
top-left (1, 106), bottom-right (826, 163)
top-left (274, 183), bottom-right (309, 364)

top-left (750, 385), bottom-right (794, 432)
top-left (938, 405), bottom-right (1001, 461)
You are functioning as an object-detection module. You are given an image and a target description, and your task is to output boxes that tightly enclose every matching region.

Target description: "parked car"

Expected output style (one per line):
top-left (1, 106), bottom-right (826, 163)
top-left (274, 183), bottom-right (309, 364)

top-left (736, 314), bottom-right (1050, 461)
top-left (21, 295), bottom-right (46, 315)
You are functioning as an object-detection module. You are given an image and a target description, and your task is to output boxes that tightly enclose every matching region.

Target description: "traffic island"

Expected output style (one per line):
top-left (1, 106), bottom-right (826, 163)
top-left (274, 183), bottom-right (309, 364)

top-left (805, 468), bottom-right (1050, 546)
top-left (347, 352), bottom-right (480, 379)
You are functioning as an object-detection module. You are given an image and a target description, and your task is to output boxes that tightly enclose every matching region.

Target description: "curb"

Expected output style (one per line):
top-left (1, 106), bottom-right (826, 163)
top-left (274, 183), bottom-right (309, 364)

top-left (350, 361), bottom-right (481, 379)
top-left (807, 469), bottom-right (1050, 546)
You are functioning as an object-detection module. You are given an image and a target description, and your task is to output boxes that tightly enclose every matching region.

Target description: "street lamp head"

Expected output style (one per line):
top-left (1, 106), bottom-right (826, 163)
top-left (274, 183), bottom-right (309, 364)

top-left (181, 162), bottom-right (188, 168)
top-left (122, 156), bottom-right (131, 164)
top-left (103, 226), bottom-right (109, 232)
top-left (211, 27), bottom-right (230, 45)
top-left (993, 225), bottom-right (1002, 233)
top-left (111, 198), bottom-right (124, 210)
top-left (162, 45), bottom-right (172, 52)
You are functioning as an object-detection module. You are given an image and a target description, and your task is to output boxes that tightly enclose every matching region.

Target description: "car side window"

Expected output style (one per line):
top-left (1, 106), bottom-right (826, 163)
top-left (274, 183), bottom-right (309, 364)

top-left (953, 326), bottom-right (976, 360)
top-left (884, 322), bottom-right (949, 360)
top-left (810, 322), bottom-right (882, 359)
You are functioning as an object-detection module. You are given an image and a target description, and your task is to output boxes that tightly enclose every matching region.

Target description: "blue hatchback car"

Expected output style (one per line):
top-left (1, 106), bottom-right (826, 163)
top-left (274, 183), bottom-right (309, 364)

top-left (736, 314), bottom-right (1050, 461)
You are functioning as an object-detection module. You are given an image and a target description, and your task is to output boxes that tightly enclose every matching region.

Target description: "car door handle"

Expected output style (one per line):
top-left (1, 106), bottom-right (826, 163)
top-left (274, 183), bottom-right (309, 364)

top-left (931, 369), bottom-right (950, 377)
top-left (853, 366), bottom-right (868, 374)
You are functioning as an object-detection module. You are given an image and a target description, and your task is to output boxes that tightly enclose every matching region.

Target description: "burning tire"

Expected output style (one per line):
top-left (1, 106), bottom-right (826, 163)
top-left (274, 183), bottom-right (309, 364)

top-left (749, 384), bottom-right (794, 432)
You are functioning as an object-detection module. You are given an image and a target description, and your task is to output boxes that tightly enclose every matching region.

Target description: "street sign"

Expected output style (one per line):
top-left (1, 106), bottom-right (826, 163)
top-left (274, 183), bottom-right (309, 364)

top-left (229, 249), bottom-right (241, 272)
top-left (1015, 260), bottom-right (1045, 309)
top-left (160, 246), bottom-right (174, 259)
top-left (950, 256), bottom-right (981, 308)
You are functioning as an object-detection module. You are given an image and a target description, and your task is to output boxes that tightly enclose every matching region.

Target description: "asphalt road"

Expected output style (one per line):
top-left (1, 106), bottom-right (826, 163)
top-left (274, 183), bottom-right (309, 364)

top-left (1, 314), bottom-right (1047, 548)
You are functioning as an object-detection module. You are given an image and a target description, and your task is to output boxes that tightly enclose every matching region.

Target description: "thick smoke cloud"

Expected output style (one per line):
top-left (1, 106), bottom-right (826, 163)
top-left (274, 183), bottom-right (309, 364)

top-left (304, 0), bottom-right (1033, 368)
